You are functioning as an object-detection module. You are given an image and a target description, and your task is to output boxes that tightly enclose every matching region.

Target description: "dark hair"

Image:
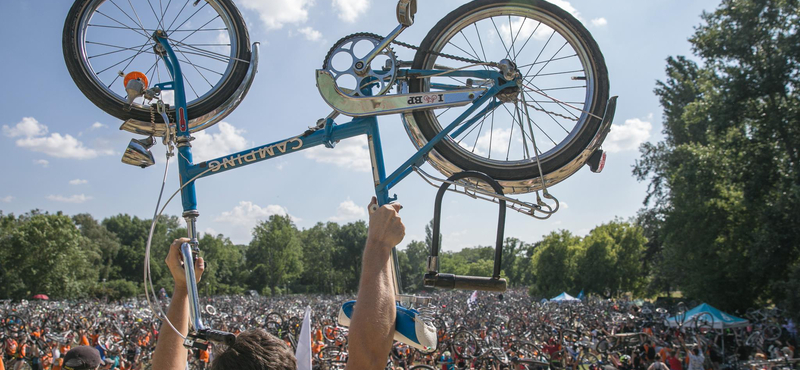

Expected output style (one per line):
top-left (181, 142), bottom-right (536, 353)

top-left (210, 329), bottom-right (297, 370)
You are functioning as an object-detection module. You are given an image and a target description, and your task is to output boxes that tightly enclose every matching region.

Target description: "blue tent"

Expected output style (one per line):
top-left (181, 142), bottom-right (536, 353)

top-left (550, 292), bottom-right (580, 302)
top-left (666, 303), bottom-right (748, 329)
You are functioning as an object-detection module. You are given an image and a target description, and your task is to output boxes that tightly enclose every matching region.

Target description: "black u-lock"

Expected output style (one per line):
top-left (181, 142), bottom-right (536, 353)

top-left (423, 171), bottom-right (507, 292)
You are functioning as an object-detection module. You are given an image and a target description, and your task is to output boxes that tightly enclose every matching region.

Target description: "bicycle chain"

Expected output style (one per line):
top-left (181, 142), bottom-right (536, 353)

top-left (390, 38), bottom-right (487, 65)
top-left (322, 32), bottom-right (486, 69)
top-left (324, 33), bottom-right (576, 121)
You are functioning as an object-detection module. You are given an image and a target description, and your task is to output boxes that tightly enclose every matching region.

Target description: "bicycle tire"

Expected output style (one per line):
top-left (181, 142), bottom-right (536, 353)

top-left (451, 330), bottom-right (479, 359)
top-left (63, 0), bottom-right (251, 125)
top-left (406, 0), bottom-right (609, 192)
top-left (318, 346), bottom-right (345, 362)
top-left (266, 312), bottom-right (284, 326)
top-left (693, 312), bottom-right (715, 334)
top-left (507, 317), bottom-right (527, 335)
top-left (763, 324), bottom-right (782, 341)
top-left (409, 366), bottom-right (435, 370)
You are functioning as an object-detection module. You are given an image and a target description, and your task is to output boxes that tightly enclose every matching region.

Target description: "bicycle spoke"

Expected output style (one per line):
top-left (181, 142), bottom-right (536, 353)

top-left (146, 0), bottom-right (166, 32)
top-left (517, 54), bottom-right (577, 69)
top-left (523, 30), bottom-right (555, 78)
top-left (523, 91), bottom-right (573, 134)
top-left (177, 14), bottom-right (221, 44)
top-left (474, 23), bottom-right (488, 63)
top-left (174, 45), bottom-right (216, 87)
top-left (165, 0), bottom-right (191, 33)
top-left (125, 0), bottom-right (148, 34)
top-left (459, 30), bottom-right (485, 64)
top-left (170, 1), bottom-right (209, 37)
top-left (106, 44), bottom-right (149, 88)
top-left (94, 10), bottom-right (151, 41)
top-left (87, 42), bottom-right (149, 59)
top-left (514, 22), bottom-right (542, 60)
top-left (490, 18), bottom-right (512, 61)
top-left (107, 0), bottom-right (149, 39)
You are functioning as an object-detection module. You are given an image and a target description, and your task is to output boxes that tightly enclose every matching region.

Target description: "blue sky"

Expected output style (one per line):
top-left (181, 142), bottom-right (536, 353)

top-left (0, 0), bottom-right (719, 249)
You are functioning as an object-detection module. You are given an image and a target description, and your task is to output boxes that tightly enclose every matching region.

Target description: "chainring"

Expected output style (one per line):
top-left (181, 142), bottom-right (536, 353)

top-left (322, 33), bottom-right (398, 97)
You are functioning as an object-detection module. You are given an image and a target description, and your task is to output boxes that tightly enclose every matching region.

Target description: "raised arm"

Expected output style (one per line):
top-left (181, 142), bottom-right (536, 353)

top-left (151, 238), bottom-right (205, 370)
top-left (345, 198), bottom-right (405, 370)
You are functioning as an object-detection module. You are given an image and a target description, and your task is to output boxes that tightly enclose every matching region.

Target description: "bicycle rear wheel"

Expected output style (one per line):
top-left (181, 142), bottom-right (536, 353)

top-left (405, 0), bottom-right (608, 193)
top-left (63, 0), bottom-right (251, 124)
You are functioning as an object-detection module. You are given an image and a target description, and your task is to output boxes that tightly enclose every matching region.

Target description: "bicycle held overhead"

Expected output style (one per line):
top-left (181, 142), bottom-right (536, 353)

top-left (62, 0), bottom-right (617, 363)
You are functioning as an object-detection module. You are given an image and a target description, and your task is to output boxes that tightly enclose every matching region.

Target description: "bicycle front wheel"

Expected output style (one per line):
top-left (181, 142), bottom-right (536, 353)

top-left (63, 0), bottom-right (251, 124)
top-left (405, 0), bottom-right (609, 193)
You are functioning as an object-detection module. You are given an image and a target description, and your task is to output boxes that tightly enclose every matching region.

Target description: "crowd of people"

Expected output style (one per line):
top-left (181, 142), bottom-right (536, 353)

top-left (0, 290), bottom-right (796, 370)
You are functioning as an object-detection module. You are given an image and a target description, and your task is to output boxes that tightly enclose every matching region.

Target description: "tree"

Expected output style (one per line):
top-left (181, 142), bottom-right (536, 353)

top-left (74, 213), bottom-right (121, 282)
top-left (198, 233), bottom-right (245, 295)
top-left (333, 221), bottom-right (368, 292)
top-left (634, 0), bottom-right (800, 314)
top-left (246, 215), bottom-right (303, 294)
top-left (399, 240), bottom-right (428, 291)
top-left (299, 222), bottom-right (341, 293)
top-left (0, 212), bottom-right (97, 299)
top-left (529, 230), bottom-right (580, 298)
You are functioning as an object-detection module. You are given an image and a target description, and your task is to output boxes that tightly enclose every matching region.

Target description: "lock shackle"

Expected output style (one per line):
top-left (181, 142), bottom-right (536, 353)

top-left (429, 171), bottom-right (506, 280)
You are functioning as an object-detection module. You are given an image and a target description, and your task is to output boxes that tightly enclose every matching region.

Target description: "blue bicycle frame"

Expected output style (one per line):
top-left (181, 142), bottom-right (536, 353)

top-left (151, 30), bottom-right (510, 340)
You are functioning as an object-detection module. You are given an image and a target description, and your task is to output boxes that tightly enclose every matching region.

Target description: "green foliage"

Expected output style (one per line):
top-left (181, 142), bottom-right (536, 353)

top-left (529, 230), bottom-right (579, 298)
top-left (95, 279), bottom-right (140, 300)
top-left (528, 223), bottom-right (647, 299)
top-left (298, 222), bottom-right (342, 294)
top-left (198, 233), bottom-right (245, 296)
top-left (0, 212), bottom-right (97, 299)
top-left (246, 215), bottom-right (303, 294)
top-left (635, 0), bottom-right (800, 314)
top-left (333, 221), bottom-right (368, 292)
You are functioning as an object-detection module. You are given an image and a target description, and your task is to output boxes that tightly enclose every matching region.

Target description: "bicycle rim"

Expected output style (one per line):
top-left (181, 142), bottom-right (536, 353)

top-left (74, 0), bottom-right (243, 112)
top-left (407, 0), bottom-right (607, 189)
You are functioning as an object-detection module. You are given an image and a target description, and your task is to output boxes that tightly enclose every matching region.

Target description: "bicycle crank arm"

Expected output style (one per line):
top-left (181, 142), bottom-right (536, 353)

top-left (120, 42), bottom-right (260, 136)
top-left (316, 70), bottom-right (486, 117)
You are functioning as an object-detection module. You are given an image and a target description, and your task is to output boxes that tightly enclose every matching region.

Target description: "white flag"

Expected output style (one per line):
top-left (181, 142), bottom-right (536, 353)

top-left (295, 306), bottom-right (313, 370)
top-left (468, 290), bottom-right (478, 309)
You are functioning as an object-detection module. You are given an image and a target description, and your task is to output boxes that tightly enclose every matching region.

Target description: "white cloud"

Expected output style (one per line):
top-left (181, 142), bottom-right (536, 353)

top-left (239, 0), bottom-right (314, 29)
top-left (47, 194), bottom-right (92, 204)
top-left (458, 128), bottom-right (516, 158)
top-left (604, 118), bottom-right (652, 153)
top-left (91, 122), bottom-right (107, 130)
top-left (0, 196), bottom-right (13, 203)
top-left (499, 0), bottom-right (586, 42)
top-left (332, 0), bottom-right (370, 23)
top-left (69, 179), bottom-right (88, 185)
top-left (591, 18), bottom-right (608, 27)
top-left (329, 198), bottom-right (366, 222)
top-left (4, 117), bottom-right (112, 159)
top-left (298, 27), bottom-right (322, 41)
top-left (560, 201), bottom-right (569, 209)
top-left (204, 228), bottom-right (218, 237)
top-left (191, 122), bottom-right (249, 162)
top-left (16, 134), bottom-right (108, 159)
top-left (3, 117), bottom-right (47, 138)
top-left (214, 201), bottom-right (300, 243)
top-left (34, 159), bottom-right (49, 167)
top-left (304, 136), bottom-right (371, 172)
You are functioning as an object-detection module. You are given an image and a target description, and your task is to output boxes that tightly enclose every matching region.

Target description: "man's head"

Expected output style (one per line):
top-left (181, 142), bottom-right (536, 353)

top-left (63, 345), bottom-right (103, 370)
top-left (211, 329), bottom-right (296, 370)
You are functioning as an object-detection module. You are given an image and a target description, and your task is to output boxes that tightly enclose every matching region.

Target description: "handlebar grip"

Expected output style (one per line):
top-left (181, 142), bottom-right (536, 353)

top-left (201, 329), bottom-right (236, 346)
top-left (423, 273), bottom-right (507, 292)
